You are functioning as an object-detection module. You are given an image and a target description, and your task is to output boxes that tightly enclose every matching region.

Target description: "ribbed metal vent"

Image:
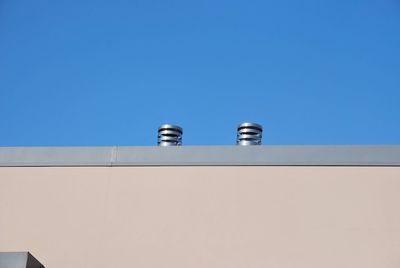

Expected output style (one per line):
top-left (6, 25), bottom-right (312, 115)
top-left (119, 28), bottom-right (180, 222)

top-left (236, 123), bottom-right (263, 145)
top-left (158, 124), bottom-right (183, 146)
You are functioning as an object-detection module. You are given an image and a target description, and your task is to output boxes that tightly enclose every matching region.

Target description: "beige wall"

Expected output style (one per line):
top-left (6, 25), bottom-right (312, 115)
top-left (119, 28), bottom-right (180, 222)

top-left (0, 167), bottom-right (399, 268)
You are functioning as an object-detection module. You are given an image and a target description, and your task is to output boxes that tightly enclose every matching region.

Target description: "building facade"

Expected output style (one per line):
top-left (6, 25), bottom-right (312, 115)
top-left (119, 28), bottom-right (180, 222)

top-left (1, 146), bottom-right (400, 267)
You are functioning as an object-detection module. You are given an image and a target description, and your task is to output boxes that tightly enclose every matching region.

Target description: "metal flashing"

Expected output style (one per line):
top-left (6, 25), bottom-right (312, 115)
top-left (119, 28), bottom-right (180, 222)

top-left (0, 145), bottom-right (399, 166)
top-left (0, 252), bottom-right (45, 268)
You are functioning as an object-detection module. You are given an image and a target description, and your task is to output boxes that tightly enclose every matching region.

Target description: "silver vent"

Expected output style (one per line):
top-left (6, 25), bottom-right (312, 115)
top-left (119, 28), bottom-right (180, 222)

top-left (157, 124), bottom-right (183, 146)
top-left (236, 123), bottom-right (263, 145)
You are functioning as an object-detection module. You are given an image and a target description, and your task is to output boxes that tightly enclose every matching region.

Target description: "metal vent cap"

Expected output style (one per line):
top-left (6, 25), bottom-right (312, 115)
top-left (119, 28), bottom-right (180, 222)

top-left (236, 122), bottom-right (263, 145)
top-left (158, 124), bottom-right (183, 146)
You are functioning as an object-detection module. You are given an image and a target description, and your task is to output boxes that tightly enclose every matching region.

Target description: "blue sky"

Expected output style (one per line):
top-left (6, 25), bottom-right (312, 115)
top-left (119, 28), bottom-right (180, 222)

top-left (0, 0), bottom-right (399, 146)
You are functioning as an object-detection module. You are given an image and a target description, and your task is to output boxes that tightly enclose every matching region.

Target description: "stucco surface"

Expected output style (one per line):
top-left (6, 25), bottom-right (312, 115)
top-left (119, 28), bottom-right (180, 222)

top-left (1, 167), bottom-right (399, 267)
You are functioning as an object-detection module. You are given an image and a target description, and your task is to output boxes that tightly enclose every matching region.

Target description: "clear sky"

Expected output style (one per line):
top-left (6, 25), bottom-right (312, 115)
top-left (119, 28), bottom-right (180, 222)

top-left (0, 0), bottom-right (399, 146)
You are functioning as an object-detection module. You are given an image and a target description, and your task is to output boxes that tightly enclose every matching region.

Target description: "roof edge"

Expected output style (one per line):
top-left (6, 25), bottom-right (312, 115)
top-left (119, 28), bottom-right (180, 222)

top-left (0, 145), bottom-right (400, 166)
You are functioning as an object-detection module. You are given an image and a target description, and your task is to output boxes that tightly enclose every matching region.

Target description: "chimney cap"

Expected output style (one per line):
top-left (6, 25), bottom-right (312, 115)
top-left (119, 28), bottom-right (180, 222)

top-left (237, 122), bottom-right (263, 130)
top-left (158, 124), bottom-right (183, 133)
top-left (158, 124), bottom-right (183, 146)
top-left (237, 122), bottom-right (263, 146)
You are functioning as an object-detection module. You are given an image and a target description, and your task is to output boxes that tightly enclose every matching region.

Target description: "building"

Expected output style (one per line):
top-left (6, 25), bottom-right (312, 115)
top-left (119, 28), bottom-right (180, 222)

top-left (1, 145), bottom-right (400, 267)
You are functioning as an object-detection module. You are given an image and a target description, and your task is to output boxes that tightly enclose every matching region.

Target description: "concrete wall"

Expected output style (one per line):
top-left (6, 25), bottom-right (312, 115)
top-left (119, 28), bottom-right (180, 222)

top-left (1, 167), bottom-right (399, 267)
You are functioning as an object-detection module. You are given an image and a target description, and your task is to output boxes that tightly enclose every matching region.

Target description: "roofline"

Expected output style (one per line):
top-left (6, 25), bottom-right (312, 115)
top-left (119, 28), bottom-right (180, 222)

top-left (0, 145), bottom-right (399, 167)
